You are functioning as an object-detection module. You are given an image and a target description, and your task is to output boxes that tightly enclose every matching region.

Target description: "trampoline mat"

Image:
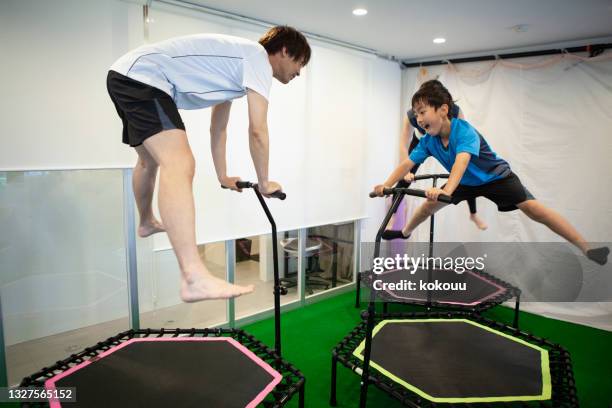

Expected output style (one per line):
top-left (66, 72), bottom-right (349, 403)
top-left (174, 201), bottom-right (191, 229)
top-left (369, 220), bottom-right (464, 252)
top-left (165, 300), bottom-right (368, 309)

top-left (45, 338), bottom-right (282, 408)
top-left (378, 268), bottom-right (506, 305)
top-left (354, 320), bottom-right (551, 403)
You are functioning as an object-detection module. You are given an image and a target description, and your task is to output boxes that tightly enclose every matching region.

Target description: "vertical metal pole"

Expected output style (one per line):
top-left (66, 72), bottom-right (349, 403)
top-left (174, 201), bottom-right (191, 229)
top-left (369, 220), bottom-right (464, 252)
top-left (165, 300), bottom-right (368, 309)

top-left (123, 169), bottom-right (140, 330)
top-left (353, 219), bottom-right (362, 307)
top-left (0, 294), bottom-right (8, 387)
top-left (353, 219), bottom-right (361, 284)
top-left (225, 240), bottom-right (236, 328)
top-left (426, 177), bottom-right (438, 309)
top-left (252, 190), bottom-right (282, 357)
top-left (297, 228), bottom-right (307, 304)
top-left (331, 224), bottom-right (339, 288)
top-left (513, 291), bottom-right (521, 329)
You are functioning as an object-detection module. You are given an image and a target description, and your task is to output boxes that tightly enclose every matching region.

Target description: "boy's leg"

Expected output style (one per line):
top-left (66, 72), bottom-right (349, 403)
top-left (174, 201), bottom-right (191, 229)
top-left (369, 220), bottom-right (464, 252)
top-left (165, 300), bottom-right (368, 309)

top-left (382, 198), bottom-right (449, 240)
top-left (400, 200), bottom-right (448, 237)
top-left (517, 200), bottom-right (608, 264)
top-left (142, 129), bottom-right (254, 301)
top-left (133, 145), bottom-right (164, 237)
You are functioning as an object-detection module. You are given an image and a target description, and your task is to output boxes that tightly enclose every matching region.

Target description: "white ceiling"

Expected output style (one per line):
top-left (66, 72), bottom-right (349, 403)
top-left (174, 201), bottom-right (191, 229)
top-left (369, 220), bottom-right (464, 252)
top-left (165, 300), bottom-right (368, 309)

top-left (167, 0), bottom-right (612, 61)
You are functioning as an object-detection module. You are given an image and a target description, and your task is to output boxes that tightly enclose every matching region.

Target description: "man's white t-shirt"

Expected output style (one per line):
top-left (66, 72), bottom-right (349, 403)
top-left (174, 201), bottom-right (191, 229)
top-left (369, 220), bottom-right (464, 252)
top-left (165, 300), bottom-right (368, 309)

top-left (110, 34), bottom-right (273, 110)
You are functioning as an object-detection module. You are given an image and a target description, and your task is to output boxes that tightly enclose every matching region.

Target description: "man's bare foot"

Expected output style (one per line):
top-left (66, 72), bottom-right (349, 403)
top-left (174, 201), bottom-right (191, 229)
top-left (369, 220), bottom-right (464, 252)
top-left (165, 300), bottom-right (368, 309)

top-left (138, 219), bottom-right (165, 237)
top-left (180, 274), bottom-right (254, 302)
top-left (469, 213), bottom-right (488, 230)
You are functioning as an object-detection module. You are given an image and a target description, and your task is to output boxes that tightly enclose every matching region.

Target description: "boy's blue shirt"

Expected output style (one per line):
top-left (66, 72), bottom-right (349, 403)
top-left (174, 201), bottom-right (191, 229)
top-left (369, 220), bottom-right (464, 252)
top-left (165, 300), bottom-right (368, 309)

top-left (409, 118), bottom-right (511, 186)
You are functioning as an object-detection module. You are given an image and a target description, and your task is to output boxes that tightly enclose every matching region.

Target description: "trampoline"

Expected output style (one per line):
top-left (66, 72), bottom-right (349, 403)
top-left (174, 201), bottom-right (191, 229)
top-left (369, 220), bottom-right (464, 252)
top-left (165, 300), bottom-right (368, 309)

top-left (331, 311), bottom-right (578, 407)
top-left (22, 328), bottom-right (302, 408)
top-left (356, 174), bottom-right (521, 328)
top-left (20, 182), bottom-right (305, 408)
top-left (331, 185), bottom-right (578, 407)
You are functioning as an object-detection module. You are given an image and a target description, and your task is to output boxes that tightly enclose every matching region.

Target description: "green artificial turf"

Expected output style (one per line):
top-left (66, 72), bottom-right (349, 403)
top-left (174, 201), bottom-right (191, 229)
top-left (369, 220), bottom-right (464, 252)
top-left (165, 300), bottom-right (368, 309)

top-left (242, 291), bottom-right (612, 408)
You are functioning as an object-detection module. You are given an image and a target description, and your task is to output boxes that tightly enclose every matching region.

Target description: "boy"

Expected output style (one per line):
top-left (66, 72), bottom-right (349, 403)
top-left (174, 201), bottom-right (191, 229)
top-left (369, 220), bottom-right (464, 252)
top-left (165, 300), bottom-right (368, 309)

top-left (383, 95), bottom-right (487, 241)
top-left (107, 26), bottom-right (311, 302)
top-left (373, 80), bottom-right (608, 265)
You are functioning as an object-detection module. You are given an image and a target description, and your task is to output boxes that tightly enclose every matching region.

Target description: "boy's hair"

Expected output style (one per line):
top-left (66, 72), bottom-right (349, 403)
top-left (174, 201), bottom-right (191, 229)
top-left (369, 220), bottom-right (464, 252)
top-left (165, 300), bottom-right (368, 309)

top-left (259, 26), bottom-right (311, 65)
top-left (411, 79), bottom-right (455, 118)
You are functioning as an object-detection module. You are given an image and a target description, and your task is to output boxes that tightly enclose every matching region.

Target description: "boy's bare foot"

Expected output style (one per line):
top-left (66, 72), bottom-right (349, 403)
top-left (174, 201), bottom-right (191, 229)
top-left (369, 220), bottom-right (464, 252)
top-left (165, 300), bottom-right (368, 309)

top-left (585, 247), bottom-right (609, 265)
top-left (469, 213), bottom-right (488, 230)
top-left (138, 219), bottom-right (165, 237)
top-left (381, 230), bottom-right (411, 240)
top-left (180, 274), bottom-right (254, 302)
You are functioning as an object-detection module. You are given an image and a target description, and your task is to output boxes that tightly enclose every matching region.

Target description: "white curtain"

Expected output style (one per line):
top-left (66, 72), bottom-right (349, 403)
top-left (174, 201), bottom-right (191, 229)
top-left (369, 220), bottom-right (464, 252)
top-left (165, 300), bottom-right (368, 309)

top-left (401, 54), bottom-right (612, 330)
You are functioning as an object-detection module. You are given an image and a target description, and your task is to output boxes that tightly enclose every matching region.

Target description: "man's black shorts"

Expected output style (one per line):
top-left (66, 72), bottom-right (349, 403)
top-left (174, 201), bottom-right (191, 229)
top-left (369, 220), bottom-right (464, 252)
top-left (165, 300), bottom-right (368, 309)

top-left (106, 70), bottom-right (185, 147)
top-left (448, 172), bottom-right (535, 212)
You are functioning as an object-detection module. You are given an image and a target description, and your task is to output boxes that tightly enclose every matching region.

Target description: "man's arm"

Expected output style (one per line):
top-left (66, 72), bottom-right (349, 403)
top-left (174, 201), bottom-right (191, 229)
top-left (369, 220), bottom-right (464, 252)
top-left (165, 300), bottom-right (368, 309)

top-left (211, 101), bottom-right (242, 190)
top-left (246, 89), bottom-right (280, 194)
top-left (399, 116), bottom-right (413, 162)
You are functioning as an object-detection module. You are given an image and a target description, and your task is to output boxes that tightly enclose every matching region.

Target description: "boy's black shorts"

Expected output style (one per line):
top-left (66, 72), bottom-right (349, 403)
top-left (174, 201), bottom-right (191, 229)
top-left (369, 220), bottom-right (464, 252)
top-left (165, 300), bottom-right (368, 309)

top-left (447, 172), bottom-right (535, 212)
top-left (106, 70), bottom-right (185, 147)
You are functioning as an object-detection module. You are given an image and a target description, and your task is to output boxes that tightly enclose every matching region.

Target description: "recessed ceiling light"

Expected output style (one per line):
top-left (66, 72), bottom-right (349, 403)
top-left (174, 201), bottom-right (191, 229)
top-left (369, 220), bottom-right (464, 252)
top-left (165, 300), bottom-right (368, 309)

top-left (352, 8), bottom-right (368, 16)
top-left (433, 38), bottom-right (446, 44)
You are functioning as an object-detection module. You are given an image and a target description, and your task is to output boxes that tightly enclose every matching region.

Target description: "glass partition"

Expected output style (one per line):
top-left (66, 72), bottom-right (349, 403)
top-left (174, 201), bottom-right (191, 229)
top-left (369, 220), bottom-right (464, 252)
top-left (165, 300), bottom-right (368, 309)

top-left (0, 170), bottom-right (129, 385)
top-left (306, 221), bottom-right (355, 298)
top-left (138, 241), bottom-right (228, 329)
top-left (235, 231), bottom-right (300, 319)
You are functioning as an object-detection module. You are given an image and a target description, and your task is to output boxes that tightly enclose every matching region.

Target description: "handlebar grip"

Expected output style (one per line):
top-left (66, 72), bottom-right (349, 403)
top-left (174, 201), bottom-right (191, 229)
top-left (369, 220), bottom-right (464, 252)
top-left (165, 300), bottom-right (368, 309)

top-left (220, 181), bottom-right (252, 190)
top-left (269, 190), bottom-right (287, 200)
top-left (369, 188), bottom-right (395, 198)
top-left (221, 181), bottom-right (285, 199)
top-left (235, 181), bottom-right (252, 189)
top-left (369, 188), bottom-right (452, 203)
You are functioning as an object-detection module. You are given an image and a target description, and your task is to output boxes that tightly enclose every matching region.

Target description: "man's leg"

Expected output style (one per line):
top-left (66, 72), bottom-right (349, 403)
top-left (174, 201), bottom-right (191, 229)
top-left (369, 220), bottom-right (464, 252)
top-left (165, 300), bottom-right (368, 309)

top-left (467, 198), bottom-right (488, 230)
top-left (133, 145), bottom-right (164, 237)
top-left (517, 200), bottom-right (609, 265)
top-left (142, 129), bottom-right (254, 301)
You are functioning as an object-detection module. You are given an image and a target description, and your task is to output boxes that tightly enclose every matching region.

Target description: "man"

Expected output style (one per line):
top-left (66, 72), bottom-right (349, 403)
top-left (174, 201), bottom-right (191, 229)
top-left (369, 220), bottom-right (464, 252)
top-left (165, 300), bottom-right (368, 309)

top-left (107, 26), bottom-right (311, 302)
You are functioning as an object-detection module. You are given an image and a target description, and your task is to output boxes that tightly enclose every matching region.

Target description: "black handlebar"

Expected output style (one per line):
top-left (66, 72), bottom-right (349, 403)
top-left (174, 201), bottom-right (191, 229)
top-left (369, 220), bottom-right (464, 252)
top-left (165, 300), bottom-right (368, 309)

top-left (412, 173), bottom-right (449, 181)
top-left (221, 181), bottom-right (286, 200)
top-left (235, 181), bottom-right (252, 189)
top-left (369, 187), bottom-right (452, 203)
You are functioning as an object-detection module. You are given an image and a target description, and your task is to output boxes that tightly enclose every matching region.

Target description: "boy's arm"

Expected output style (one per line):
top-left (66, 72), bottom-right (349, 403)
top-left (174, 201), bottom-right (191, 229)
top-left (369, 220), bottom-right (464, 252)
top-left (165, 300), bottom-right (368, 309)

top-left (443, 152), bottom-right (470, 195)
top-left (246, 89), bottom-right (281, 194)
top-left (386, 158), bottom-right (416, 187)
top-left (210, 101), bottom-right (242, 190)
top-left (373, 158), bottom-right (416, 195)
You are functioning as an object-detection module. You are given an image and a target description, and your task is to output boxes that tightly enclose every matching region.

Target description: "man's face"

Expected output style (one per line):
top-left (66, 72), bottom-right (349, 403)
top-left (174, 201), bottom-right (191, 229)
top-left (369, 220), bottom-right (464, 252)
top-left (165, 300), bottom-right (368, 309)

top-left (413, 101), bottom-right (449, 136)
top-left (276, 49), bottom-right (304, 84)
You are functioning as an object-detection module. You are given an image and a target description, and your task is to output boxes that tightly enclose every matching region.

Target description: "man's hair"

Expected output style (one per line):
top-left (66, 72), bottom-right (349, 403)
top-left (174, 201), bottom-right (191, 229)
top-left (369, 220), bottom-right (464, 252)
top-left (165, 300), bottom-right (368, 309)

top-left (411, 79), bottom-right (455, 118)
top-left (259, 26), bottom-right (311, 65)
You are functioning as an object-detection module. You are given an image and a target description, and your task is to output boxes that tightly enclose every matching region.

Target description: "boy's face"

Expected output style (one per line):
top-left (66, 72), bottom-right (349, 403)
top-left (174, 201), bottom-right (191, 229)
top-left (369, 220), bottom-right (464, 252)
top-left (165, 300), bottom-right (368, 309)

top-left (413, 101), bottom-right (449, 136)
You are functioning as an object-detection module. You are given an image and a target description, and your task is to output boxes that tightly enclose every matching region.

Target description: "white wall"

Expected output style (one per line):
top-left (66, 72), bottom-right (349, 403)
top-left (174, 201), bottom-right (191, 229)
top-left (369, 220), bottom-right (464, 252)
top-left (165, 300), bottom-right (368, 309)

top-left (0, 0), bottom-right (142, 170)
